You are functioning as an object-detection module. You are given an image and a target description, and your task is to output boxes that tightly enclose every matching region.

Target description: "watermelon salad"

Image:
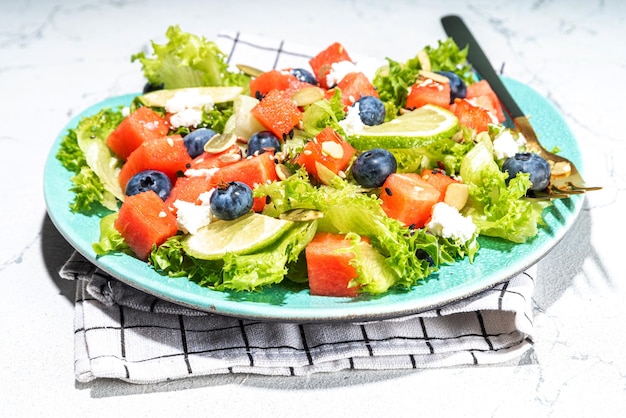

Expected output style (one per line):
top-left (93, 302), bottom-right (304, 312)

top-left (56, 25), bottom-right (551, 297)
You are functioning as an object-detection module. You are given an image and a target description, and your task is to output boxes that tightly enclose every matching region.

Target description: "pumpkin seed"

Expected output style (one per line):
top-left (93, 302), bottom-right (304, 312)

top-left (291, 86), bottom-right (325, 107)
top-left (203, 132), bottom-right (238, 154)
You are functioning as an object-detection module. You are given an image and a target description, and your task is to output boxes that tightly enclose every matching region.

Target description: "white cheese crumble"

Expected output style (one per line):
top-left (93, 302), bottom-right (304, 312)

top-left (324, 58), bottom-right (387, 87)
top-left (183, 167), bottom-right (220, 178)
top-left (174, 190), bottom-right (214, 234)
top-left (338, 102), bottom-right (365, 135)
top-left (493, 130), bottom-right (520, 160)
top-left (325, 60), bottom-right (358, 86)
top-left (169, 108), bottom-right (203, 129)
top-left (492, 129), bottom-right (528, 160)
top-left (426, 202), bottom-right (477, 244)
top-left (165, 90), bottom-right (214, 129)
top-left (165, 90), bottom-right (214, 113)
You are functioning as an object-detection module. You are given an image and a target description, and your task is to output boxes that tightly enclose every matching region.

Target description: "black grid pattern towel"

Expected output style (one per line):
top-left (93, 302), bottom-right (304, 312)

top-left (58, 32), bottom-right (535, 384)
top-left (61, 252), bottom-right (534, 384)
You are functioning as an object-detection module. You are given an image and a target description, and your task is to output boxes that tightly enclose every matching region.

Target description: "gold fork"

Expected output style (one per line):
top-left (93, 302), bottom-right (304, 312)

top-left (441, 15), bottom-right (601, 200)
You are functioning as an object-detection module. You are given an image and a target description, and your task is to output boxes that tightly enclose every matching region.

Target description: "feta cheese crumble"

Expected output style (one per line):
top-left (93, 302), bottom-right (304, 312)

top-left (325, 60), bottom-right (358, 87)
top-left (493, 129), bottom-right (528, 160)
top-left (324, 58), bottom-right (386, 87)
top-left (493, 130), bottom-right (520, 160)
top-left (338, 102), bottom-right (365, 135)
top-left (184, 167), bottom-right (220, 178)
top-left (169, 108), bottom-right (204, 129)
top-left (165, 89), bottom-right (214, 129)
top-left (426, 202), bottom-right (477, 244)
top-left (174, 190), bottom-right (214, 234)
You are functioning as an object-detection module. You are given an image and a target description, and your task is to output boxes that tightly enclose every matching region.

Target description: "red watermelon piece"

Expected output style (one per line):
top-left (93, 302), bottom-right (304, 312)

top-left (106, 106), bottom-right (170, 160)
top-left (379, 173), bottom-right (441, 229)
top-left (208, 152), bottom-right (279, 212)
top-left (308, 42), bottom-right (353, 89)
top-left (114, 190), bottom-right (178, 260)
top-left (250, 89), bottom-right (302, 140)
top-left (305, 232), bottom-right (370, 297)
top-left (118, 134), bottom-right (192, 191)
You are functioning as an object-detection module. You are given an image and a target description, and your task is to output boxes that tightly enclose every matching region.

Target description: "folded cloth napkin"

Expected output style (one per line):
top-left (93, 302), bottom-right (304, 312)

top-left (60, 252), bottom-right (535, 384)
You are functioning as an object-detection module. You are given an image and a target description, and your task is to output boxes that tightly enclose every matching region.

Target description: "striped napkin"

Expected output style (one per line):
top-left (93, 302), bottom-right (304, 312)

top-left (57, 32), bottom-right (535, 384)
top-left (60, 252), bottom-right (534, 384)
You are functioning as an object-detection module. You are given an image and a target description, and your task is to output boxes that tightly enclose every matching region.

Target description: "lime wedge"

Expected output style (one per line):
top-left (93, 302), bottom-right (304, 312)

top-left (348, 104), bottom-right (460, 150)
top-left (182, 213), bottom-right (293, 260)
top-left (138, 86), bottom-right (243, 108)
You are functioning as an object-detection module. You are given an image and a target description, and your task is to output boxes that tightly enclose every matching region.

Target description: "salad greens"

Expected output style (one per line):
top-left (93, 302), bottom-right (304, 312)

top-left (460, 133), bottom-right (546, 243)
top-left (131, 25), bottom-right (250, 91)
top-left (150, 219), bottom-right (318, 291)
top-left (56, 25), bottom-right (551, 295)
top-left (373, 38), bottom-right (473, 119)
top-left (57, 108), bottom-right (125, 213)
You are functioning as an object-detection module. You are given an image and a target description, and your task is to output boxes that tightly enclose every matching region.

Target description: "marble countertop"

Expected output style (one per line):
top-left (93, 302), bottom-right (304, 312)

top-left (1, 0), bottom-right (624, 416)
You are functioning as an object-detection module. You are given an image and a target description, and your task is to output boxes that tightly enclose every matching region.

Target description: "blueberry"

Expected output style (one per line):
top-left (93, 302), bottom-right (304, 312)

top-left (125, 169), bottom-right (172, 200)
top-left (290, 68), bottom-right (318, 85)
top-left (183, 128), bottom-right (217, 158)
top-left (247, 131), bottom-right (281, 156)
top-left (436, 71), bottom-right (467, 103)
top-left (415, 248), bottom-right (435, 267)
top-left (142, 82), bottom-right (164, 93)
top-left (210, 181), bottom-right (254, 220)
top-left (351, 148), bottom-right (397, 188)
top-left (502, 152), bottom-right (551, 191)
top-left (355, 96), bottom-right (386, 126)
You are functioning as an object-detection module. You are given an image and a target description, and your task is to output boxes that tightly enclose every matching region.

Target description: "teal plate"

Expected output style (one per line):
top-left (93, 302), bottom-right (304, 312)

top-left (44, 78), bottom-right (583, 322)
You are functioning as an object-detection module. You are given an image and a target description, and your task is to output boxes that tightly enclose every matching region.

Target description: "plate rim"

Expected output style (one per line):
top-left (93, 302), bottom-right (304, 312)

top-left (44, 77), bottom-right (584, 322)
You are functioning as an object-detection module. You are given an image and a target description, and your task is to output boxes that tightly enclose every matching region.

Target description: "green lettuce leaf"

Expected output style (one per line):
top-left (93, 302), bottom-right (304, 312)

top-left (219, 220), bottom-right (317, 291)
top-left (150, 235), bottom-right (224, 285)
top-left (57, 107), bottom-right (125, 213)
top-left (255, 169), bottom-right (444, 292)
top-left (131, 25), bottom-right (250, 91)
top-left (460, 135), bottom-right (547, 243)
top-left (424, 38), bottom-right (474, 84)
top-left (150, 221), bottom-right (317, 292)
top-left (92, 213), bottom-right (131, 256)
top-left (389, 137), bottom-right (475, 175)
top-left (372, 37), bottom-right (475, 118)
top-left (302, 90), bottom-right (346, 137)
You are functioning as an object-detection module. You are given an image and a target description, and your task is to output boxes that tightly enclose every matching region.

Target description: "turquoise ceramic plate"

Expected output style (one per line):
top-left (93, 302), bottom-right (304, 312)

top-left (44, 78), bottom-right (583, 322)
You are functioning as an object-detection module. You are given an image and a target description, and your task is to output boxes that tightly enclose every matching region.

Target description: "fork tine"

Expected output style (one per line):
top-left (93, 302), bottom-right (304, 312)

top-left (570, 185), bottom-right (603, 192)
top-left (524, 189), bottom-right (571, 201)
top-left (551, 185), bottom-right (586, 195)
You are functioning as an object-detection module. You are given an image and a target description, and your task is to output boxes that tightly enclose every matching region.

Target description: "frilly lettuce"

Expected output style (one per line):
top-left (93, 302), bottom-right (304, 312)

top-left (373, 37), bottom-right (474, 118)
top-left (254, 169), bottom-right (468, 293)
top-left (149, 221), bottom-right (318, 292)
top-left (301, 90), bottom-right (346, 137)
top-left (56, 107), bottom-right (125, 213)
top-left (92, 213), bottom-right (130, 256)
top-left (460, 134), bottom-right (547, 243)
top-left (131, 25), bottom-right (250, 91)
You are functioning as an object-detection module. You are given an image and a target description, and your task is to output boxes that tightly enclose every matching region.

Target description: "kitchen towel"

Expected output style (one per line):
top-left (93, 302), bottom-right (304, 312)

top-left (60, 252), bottom-right (535, 384)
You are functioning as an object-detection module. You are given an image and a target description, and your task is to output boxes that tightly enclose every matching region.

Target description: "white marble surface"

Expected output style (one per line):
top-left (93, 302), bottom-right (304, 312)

top-left (1, 0), bottom-right (625, 416)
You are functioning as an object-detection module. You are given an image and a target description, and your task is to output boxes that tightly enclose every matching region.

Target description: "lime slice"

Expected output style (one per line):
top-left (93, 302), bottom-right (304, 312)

top-left (138, 86), bottom-right (243, 108)
top-left (182, 213), bottom-right (293, 260)
top-left (348, 104), bottom-right (460, 150)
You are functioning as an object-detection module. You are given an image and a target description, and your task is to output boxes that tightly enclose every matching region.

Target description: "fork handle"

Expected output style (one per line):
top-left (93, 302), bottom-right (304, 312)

top-left (441, 15), bottom-right (525, 119)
